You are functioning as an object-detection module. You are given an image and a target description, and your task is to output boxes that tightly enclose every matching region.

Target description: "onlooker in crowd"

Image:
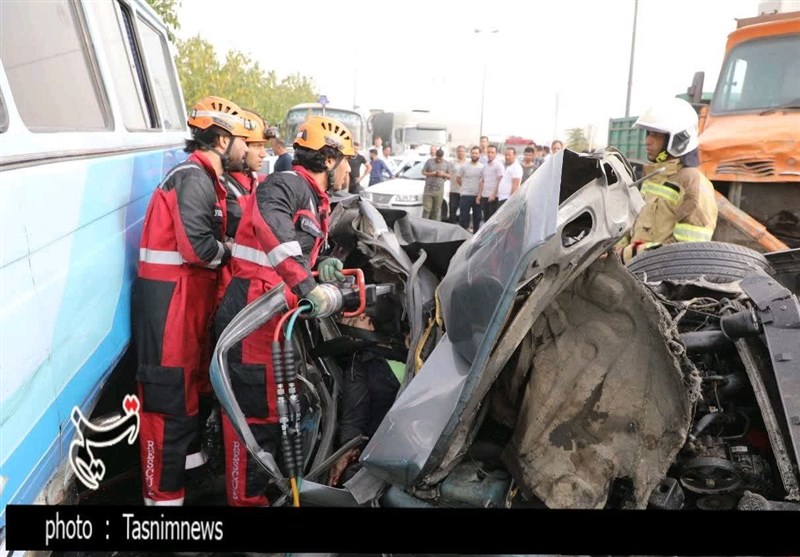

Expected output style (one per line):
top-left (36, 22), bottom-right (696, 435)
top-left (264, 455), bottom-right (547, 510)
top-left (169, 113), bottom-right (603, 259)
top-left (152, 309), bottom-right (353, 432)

top-left (534, 145), bottom-right (546, 169)
top-left (448, 145), bottom-right (467, 223)
top-left (477, 144), bottom-right (503, 222)
top-left (497, 147), bottom-right (523, 207)
top-left (347, 141), bottom-right (371, 194)
top-left (429, 144), bottom-right (437, 158)
top-left (382, 144), bottom-right (396, 174)
top-left (521, 146), bottom-right (537, 184)
top-left (272, 137), bottom-right (293, 172)
top-left (478, 135), bottom-right (489, 164)
top-left (421, 148), bottom-right (450, 221)
top-left (372, 135), bottom-right (385, 158)
top-left (368, 147), bottom-right (393, 186)
top-left (551, 140), bottom-right (564, 156)
top-left (457, 146), bottom-right (484, 232)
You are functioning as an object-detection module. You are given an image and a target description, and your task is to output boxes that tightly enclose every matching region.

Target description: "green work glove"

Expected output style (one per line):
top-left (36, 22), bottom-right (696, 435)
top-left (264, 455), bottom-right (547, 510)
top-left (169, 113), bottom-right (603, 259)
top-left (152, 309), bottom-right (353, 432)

top-left (317, 257), bottom-right (345, 283)
top-left (302, 284), bottom-right (337, 318)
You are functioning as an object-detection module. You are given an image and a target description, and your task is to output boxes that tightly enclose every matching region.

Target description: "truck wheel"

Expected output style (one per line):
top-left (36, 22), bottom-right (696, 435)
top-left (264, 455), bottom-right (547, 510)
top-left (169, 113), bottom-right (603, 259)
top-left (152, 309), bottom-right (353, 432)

top-left (627, 241), bottom-right (772, 283)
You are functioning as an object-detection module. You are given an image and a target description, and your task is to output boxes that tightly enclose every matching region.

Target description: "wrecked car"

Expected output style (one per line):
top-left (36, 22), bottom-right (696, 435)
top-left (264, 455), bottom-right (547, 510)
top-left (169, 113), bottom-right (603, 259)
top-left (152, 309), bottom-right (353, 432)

top-left (210, 147), bottom-right (800, 510)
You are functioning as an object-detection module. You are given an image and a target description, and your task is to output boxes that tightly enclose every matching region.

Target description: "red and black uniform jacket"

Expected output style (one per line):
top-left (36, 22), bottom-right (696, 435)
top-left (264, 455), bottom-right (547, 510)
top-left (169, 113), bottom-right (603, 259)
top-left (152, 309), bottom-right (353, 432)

top-left (231, 166), bottom-right (329, 296)
top-left (138, 151), bottom-right (230, 279)
top-left (223, 171), bottom-right (257, 239)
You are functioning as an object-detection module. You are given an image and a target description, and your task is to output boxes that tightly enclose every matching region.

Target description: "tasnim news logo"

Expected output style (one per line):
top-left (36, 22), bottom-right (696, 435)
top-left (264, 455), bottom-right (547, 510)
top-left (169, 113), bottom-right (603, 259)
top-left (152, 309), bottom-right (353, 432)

top-left (69, 395), bottom-right (141, 490)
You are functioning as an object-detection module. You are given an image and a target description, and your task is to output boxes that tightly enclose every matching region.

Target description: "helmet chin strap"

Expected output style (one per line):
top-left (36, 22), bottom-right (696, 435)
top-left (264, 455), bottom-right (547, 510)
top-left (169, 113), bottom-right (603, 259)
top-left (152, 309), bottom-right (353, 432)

top-left (207, 136), bottom-right (239, 172)
top-left (655, 150), bottom-right (669, 163)
top-left (326, 155), bottom-right (344, 190)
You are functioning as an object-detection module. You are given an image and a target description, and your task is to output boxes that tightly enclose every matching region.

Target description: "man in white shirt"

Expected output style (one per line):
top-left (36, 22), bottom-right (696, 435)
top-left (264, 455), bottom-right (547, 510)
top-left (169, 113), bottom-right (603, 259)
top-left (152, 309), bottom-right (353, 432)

top-left (477, 144), bottom-right (503, 223)
top-left (448, 145), bottom-right (467, 223)
top-left (497, 147), bottom-right (523, 207)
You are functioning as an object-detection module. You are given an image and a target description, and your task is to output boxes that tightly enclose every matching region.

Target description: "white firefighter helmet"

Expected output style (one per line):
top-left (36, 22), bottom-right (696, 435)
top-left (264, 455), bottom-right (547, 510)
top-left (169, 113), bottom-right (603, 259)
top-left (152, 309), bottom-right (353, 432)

top-left (634, 97), bottom-right (700, 157)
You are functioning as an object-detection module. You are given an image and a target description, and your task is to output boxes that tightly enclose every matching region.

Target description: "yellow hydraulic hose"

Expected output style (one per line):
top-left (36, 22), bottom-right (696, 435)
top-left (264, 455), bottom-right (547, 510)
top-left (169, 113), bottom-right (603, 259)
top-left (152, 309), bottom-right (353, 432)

top-left (290, 477), bottom-right (300, 507)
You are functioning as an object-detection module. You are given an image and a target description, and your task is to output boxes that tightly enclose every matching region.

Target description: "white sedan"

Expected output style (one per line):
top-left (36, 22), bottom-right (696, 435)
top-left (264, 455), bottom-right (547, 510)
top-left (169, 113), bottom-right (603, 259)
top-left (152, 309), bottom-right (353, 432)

top-left (361, 159), bottom-right (451, 219)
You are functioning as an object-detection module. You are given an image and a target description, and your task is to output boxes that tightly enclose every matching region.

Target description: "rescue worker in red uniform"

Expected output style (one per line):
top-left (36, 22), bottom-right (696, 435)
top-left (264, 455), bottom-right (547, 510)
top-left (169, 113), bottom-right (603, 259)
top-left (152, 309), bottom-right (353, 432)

top-left (217, 109), bottom-right (274, 305)
top-left (132, 96), bottom-right (253, 506)
top-left (213, 116), bottom-right (354, 506)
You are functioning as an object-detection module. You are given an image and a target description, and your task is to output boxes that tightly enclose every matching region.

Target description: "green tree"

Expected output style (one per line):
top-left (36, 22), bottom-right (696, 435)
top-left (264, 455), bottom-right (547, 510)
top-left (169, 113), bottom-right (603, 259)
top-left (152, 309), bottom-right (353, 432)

top-left (566, 127), bottom-right (589, 152)
top-left (174, 36), bottom-right (316, 126)
top-left (146, 0), bottom-right (181, 41)
top-left (146, 0), bottom-right (317, 129)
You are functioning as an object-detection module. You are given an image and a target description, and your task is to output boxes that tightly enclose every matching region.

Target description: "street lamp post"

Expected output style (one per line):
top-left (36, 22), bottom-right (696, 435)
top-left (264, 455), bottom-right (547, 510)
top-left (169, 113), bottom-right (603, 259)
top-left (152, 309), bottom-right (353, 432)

top-left (475, 28), bottom-right (499, 139)
top-left (479, 62), bottom-right (487, 138)
top-left (625, 0), bottom-right (639, 118)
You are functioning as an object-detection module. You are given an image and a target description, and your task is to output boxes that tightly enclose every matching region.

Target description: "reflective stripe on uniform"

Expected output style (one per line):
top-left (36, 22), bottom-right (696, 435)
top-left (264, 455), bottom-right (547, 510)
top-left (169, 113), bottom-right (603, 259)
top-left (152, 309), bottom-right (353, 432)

top-left (674, 222), bottom-right (714, 242)
top-left (203, 241), bottom-right (225, 269)
top-left (641, 180), bottom-right (680, 205)
top-left (266, 241), bottom-right (302, 266)
top-left (185, 450), bottom-right (208, 470)
top-left (144, 496), bottom-right (184, 506)
top-left (157, 162), bottom-right (199, 191)
top-left (139, 248), bottom-right (184, 265)
top-left (232, 241), bottom-right (302, 268)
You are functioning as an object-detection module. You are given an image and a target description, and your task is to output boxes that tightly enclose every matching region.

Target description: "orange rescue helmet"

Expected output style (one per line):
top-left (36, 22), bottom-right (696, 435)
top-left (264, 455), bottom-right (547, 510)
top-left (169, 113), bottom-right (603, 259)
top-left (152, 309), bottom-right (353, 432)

top-left (187, 96), bottom-right (253, 138)
top-left (294, 116), bottom-right (355, 157)
top-left (240, 109), bottom-right (271, 143)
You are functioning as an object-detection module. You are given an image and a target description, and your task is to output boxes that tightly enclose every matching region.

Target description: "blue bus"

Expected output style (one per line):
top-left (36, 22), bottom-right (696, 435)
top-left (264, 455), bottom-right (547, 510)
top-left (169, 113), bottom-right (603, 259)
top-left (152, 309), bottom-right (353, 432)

top-left (0, 0), bottom-right (187, 532)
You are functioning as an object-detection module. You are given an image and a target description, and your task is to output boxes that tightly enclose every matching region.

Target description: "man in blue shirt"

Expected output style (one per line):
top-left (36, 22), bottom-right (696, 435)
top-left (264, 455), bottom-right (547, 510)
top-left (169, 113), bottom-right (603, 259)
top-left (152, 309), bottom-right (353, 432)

top-left (368, 147), bottom-right (394, 186)
top-left (272, 137), bottom-right (293, 172)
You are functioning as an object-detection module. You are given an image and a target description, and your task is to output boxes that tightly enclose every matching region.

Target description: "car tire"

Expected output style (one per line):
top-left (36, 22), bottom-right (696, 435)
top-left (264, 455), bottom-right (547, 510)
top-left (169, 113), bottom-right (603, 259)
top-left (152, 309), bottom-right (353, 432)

top-left (627, 241), bottom-right (772, 283)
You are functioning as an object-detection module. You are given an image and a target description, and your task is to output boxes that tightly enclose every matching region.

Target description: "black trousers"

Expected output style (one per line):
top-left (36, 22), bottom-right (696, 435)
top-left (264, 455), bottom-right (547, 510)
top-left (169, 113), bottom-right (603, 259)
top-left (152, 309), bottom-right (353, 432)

top-left (448, 192), bottom-right (460, 223)
top-left (480, 198), bottom-right (498, 223)
top-left (459, 195), bottom-right (481, 231)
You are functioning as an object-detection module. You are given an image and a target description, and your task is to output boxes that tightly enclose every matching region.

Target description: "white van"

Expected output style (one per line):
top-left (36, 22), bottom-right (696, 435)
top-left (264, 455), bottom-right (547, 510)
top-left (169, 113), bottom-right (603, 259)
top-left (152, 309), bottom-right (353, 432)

top-left (0, 0), bottom-right (187, 532)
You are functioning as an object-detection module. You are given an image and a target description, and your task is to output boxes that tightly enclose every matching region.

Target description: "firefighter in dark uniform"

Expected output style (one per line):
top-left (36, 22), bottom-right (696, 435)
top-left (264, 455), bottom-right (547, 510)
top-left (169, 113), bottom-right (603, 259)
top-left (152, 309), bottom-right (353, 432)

top-left (132, 96), bottom-right (253, 506)
top-left (213, 115), bottom-right (354, 506)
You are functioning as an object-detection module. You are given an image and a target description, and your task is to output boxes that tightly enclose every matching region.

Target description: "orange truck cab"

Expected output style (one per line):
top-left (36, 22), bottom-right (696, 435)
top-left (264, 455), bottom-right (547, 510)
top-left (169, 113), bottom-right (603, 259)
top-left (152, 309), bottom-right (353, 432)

top-left (698, 11), bottom-right (800, 248)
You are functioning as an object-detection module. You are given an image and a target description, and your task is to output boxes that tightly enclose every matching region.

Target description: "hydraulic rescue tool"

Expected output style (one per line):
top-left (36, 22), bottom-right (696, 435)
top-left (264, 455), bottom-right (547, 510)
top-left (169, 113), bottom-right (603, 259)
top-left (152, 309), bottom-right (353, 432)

top-left (212, 267), bottom-right (395, 506)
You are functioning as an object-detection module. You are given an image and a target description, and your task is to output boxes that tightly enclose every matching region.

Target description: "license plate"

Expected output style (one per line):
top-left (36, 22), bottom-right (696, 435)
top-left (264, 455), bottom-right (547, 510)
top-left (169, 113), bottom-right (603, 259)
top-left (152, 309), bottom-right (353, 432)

top-left (373, 194), bottom-right (394, 205)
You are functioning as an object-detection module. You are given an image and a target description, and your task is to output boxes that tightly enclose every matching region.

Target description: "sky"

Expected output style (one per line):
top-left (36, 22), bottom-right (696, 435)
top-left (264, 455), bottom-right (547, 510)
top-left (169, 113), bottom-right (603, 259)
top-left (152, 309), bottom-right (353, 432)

top-left (177, 0), bottom-right (793, 147)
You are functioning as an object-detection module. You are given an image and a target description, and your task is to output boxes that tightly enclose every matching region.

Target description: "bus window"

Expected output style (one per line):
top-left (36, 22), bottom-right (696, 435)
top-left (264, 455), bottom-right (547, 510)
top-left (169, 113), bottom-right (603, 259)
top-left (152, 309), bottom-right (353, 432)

top-left (0, 0), bottom-right (111, 132)
top-left (86, 0), bottom-right (155, 130)
top-left (136, 16), bottom-right (184, 130)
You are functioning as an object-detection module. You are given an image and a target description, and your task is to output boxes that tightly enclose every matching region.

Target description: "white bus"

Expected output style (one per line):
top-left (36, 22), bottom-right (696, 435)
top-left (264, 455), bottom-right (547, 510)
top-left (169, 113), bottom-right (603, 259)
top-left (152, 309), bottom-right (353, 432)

top-left (0, 0), bottom-right (186, 529)
top-left (282, 103), bottom-right (367, 148)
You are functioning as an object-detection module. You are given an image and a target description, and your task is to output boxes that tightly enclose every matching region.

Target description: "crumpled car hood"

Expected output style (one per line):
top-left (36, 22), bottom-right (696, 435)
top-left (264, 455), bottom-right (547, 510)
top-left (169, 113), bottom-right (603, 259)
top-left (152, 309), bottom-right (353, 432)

top-left (361, 149), bottom-right (660, 492)
top-left (495, 255), bottom-right (699, 508)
